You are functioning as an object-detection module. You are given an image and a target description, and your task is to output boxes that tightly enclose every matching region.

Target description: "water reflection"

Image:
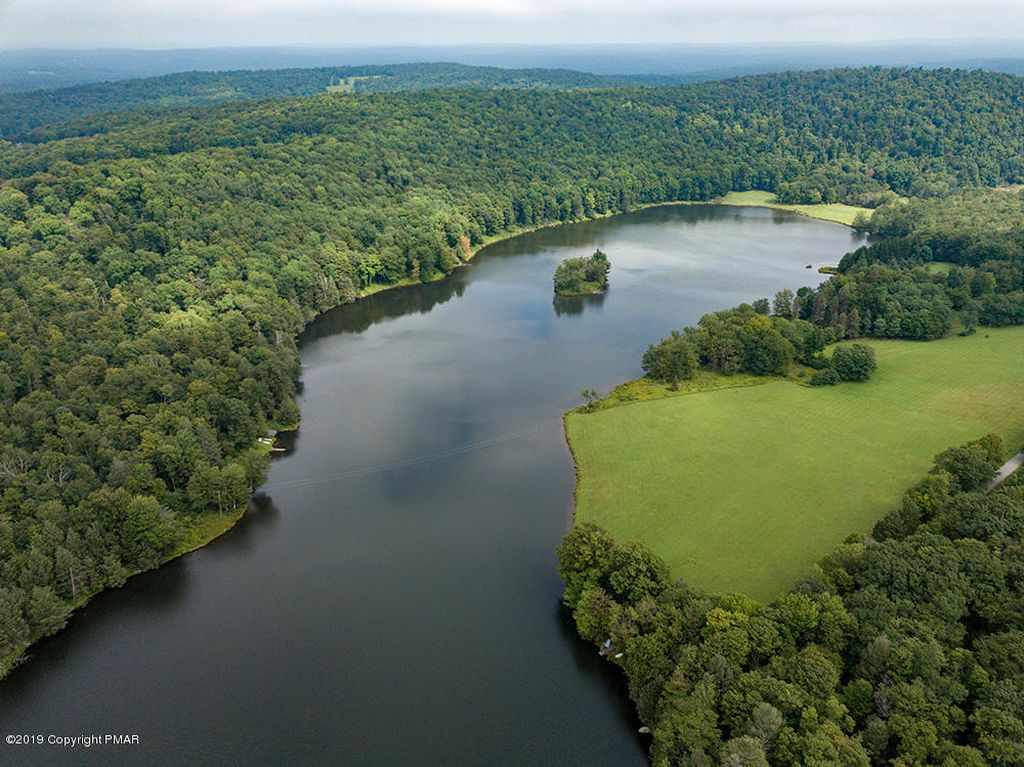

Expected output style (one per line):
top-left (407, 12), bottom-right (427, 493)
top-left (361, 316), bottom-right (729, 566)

top-left (302, 274), bottom-right (469, 341)
top-left (553, 290), bottom-right (608, 317)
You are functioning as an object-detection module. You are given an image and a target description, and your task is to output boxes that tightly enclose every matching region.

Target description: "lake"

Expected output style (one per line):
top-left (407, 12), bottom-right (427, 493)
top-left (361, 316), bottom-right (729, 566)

top-left (0, 205), bottom-right (862, 765)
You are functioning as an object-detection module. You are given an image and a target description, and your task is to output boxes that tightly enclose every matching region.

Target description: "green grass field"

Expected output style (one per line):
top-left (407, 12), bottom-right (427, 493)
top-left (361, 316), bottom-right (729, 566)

top-left (715, 190), bottom-right (872, 226)
top-left (567, 327), bottom-right (1024, 602)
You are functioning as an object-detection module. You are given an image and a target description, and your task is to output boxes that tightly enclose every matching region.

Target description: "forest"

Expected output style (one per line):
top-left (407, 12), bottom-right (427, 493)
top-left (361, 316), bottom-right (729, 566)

top-left (1, 67), bottom-right (1024, 675)
top-left (0, 62), bottom-right (636, 143)
top-left (559, 434), bottom-right (1024, 766)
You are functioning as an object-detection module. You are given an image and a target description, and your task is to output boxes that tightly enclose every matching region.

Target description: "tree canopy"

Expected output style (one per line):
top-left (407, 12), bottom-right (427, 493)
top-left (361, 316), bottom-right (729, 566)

top-left (0, 62), bottom-right (637, 143)
top-left (554, 249), bottom-right (611, 296)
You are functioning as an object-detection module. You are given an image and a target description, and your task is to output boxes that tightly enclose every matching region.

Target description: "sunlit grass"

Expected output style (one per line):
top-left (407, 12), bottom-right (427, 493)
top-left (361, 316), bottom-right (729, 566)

top-left (567, 327), bottom-right (1024, 602)
top-left (716, 190), bottom-right (872, 226)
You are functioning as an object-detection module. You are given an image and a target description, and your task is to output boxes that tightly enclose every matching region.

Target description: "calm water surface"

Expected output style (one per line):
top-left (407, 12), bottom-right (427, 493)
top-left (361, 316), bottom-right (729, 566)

top-left (0, 205), bottom-right (861, 765)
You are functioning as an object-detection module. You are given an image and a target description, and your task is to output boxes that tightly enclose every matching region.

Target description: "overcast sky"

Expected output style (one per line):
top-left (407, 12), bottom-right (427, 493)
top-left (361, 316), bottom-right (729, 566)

top-left (0, 0), bottom-right (1020, 49)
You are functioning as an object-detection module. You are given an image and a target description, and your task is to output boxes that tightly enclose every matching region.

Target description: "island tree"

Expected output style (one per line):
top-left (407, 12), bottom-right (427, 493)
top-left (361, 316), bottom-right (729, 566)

top-left (554, 250), bottom-right (611, 296)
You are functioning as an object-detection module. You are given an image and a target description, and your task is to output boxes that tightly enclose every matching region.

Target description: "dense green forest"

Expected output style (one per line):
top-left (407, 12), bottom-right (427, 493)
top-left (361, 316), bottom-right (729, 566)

top-left (560, 433), bottom-right (1024, 766)
top-left (0, 62), bottom-right (636, 143)
top-left (1, 67), bottom-right (1023, 675)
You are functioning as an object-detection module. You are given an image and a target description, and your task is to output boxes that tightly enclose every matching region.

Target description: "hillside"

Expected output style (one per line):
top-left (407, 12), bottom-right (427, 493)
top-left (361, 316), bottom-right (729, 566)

top-left (1, 67), bottom-right (1023, 675)
top-left (0, 62), bottom-right (634, 143)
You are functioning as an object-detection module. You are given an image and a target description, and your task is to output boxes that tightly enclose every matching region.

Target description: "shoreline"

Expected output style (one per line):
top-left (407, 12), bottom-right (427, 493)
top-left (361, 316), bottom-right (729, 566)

top-left (464, 192), bottom-right (865, 260)
top-left (562, 412), bottom-right (584, 528)
top-left (0, 192), bottom-right (863, 680)
top-left (0, 439), bottom-right (284, 678)
top-left (0, 502), bottom-right (253, 678)
top-left (354, 189), bottom-right (865, 306)
top-left (709, 190), bottom-right (871, 227)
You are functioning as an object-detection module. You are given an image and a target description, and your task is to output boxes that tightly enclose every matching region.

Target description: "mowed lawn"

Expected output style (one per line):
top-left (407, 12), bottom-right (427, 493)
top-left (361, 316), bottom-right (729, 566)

top-left (567, 327), bottom-right (1024, 602)
top-left (716, 190), bottom-right (872, 226)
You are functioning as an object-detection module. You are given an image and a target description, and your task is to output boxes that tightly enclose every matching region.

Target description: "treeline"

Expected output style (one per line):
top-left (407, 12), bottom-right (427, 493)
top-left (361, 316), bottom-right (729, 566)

top-left (559, 433), bottom-right (1024, 766)
top-left (4, 67), bottom-right (1024, 195)
top-left (640, 261), bottom-right (998, 385)
top-left (643, 189), bottom-right (1024, 384)
top-left (641, 307), bottom-right (826, 382)
top-left (1, 67), bottom-right (1023, 673)
top-left (0, 62), bottom-right (631, 143)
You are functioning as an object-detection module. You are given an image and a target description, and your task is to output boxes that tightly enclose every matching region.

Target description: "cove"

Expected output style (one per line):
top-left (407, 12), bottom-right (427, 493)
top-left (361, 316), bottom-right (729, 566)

top-left (0, 205), bottom-right (862, 766)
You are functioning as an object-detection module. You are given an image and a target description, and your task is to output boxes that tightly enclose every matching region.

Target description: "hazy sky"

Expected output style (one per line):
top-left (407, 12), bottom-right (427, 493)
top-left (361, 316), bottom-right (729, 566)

top-left (0, 0), bottom-right (1021, 48)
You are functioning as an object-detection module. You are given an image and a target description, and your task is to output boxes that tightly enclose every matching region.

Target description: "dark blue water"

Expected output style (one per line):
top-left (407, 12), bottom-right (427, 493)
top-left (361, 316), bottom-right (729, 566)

top-left (0, 205), bottom-right (861, 765)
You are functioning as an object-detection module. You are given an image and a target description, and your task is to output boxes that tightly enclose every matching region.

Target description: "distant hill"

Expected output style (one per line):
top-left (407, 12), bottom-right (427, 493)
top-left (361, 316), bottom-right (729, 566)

top-left (0, 62), bottom-right (648, 142)
top-left (5, 42), bottom-right (1024, 141)
top-left (4, 41), bottom-right (1024, 93)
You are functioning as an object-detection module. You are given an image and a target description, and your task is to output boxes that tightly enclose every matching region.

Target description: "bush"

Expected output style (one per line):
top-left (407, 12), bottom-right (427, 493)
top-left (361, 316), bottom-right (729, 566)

top-left (832, 344), bottom-right (877, 382)
top-left (810, 368), bottom-right (841, 386)
top-left (806, 353), bottom-right (831, 370)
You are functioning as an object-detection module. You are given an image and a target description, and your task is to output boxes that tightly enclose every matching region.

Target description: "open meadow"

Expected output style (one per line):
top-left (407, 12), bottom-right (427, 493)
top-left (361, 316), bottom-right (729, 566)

top-left (567, 326), bottom-right (1024, 601)
top-left (716, 190), bottom-right (872, 226)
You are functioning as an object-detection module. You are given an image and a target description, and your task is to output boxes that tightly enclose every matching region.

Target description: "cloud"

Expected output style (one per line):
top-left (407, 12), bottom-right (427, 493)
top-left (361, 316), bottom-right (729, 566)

top-left (0, 0), bottom-right (1020, 48)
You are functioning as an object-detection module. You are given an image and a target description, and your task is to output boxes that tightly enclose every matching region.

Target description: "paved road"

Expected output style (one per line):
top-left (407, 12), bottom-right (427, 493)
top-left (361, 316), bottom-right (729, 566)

top-left (983, 451), bottom-right (1024, 493)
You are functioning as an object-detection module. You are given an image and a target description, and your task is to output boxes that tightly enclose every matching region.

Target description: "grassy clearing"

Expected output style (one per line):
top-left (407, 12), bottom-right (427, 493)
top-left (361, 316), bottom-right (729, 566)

top-left (567, 327), bottom-right (1024, 602)
top-left (924, 261), bottom-right (957, 275)
top-left (715, 190), bottom-right (872, 226)
top-left (326, 75), bottom-right (382, 93)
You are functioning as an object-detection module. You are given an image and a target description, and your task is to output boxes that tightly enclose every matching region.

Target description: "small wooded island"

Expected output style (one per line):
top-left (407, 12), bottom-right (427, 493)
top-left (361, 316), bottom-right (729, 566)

top-left (553, 249), bottom-right (611, 296)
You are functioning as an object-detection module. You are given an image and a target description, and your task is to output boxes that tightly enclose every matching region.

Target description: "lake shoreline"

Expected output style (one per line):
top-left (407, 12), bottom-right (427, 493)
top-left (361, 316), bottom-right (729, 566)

top-left (0, 193), bottom-right (862, 681)
top-left (356, 190), bottom-right (863, 307)
top-left (0, 503), bottom-right (251, 679)
top-left (457, 191), bottom-right (864, 270)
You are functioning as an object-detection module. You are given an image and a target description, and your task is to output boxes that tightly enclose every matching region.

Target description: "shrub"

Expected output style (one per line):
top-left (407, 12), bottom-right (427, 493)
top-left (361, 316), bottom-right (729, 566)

top-left (810, 368), bottom-right (841, 386)
top-left (832, 344), bottom-right (877, 382)
top-left (806, 353), bottom-right (831, 370)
